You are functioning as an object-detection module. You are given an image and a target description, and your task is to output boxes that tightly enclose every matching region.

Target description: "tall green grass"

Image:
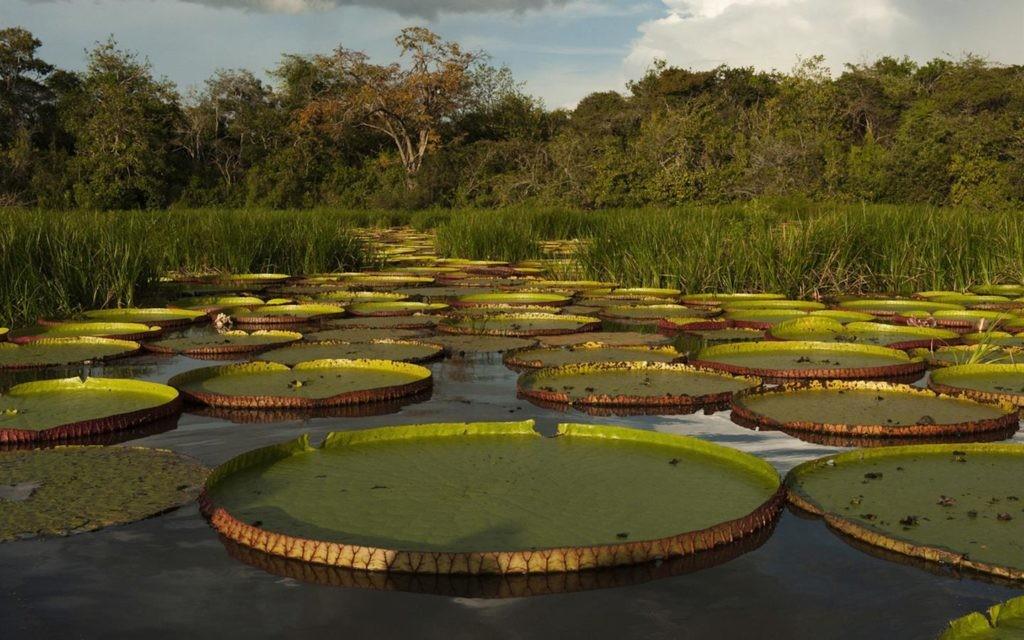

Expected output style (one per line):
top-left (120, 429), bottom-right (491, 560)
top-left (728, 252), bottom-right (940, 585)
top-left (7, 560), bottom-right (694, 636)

top-left (0, 209), bottom-right (376, 327)
top-left (429, 202), bottom-right (1024, 297)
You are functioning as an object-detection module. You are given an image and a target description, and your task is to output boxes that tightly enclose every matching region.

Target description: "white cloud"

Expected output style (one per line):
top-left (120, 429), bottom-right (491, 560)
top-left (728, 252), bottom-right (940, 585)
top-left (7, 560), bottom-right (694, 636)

top-left (626, 0), bottom-right (1024, 77)
top-left (174, 0), bottom-right (570, 17)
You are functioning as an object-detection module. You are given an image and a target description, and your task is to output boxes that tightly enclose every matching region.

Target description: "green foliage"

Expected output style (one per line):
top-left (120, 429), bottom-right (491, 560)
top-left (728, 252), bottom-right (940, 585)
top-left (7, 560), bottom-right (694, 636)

top-left (0, 209), bottom-right (376, 327)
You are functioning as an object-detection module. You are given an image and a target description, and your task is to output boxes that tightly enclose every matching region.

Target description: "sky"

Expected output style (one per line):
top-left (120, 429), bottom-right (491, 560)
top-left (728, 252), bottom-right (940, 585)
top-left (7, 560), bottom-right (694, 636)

top-left (3, 0), bottom-right (1023, 107)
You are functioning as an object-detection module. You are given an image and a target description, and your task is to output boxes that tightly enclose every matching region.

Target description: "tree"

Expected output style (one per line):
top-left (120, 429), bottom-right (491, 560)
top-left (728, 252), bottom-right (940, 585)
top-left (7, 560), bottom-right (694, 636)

top-left (65, 39), bottom-right (183, 209)
top-left (0, 27), bottom-right (54, 147)
top-left (298, 27), bottom-right (502, 187)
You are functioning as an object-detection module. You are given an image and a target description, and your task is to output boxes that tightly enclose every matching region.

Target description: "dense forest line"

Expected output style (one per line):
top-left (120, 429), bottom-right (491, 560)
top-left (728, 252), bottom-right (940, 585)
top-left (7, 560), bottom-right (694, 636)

top-left (2, 25), bottom-right (1022, 210)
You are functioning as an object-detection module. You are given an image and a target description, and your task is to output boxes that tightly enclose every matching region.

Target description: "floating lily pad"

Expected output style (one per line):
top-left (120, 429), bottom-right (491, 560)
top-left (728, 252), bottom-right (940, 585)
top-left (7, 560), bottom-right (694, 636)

top-left (599, 304), bottom-right (712, 325)
top-left (169, 359), bottom-right (432, 408)
top-left (169, 295), bottom-right (265, 313)
top-left (0, 337), bottom-right (141, 369)
top-left (721, 300), bottom-right (826, 311)
top-left (322, 315), bottom-right (439, 330)
top-left (0, 446), bottom-right (205, 542)
top-left (0, 377), bottom-right (181, 444)
top-left (537, 331), bottom-right (673, 347)
top-left (347, 301), bottom-right (449, 317)
top-left (316, 291), bottom-right (409, 304)
top-left (930, 364), bottom-right (1024, 407)
top-left (439, 313), bottom-right (600, 337)
top-left (200, 421), bottom-right (782, 574)
top-left (430, 335), bottom-right (537, 355)
top-left (343, 275), bottom-right (434, 289)
top-left (724, 309), bottom-right (808, 329)
top-left (303, 328), bottom-right (430, 343)
top-left (518, 362), bottom-right (759, 409)
top-left (918, 345), bottom-right (1021, 368)
top-left (731, 380), bottom-right (1018, 440)
top-left (836, 299), bottom-right (965, 317)
top-left (692, 340), bottom-right (925, 380)
top-left (9, 322), bottom-right (162, 344)
top-left (810, 310), bottom-right (877, 324)
top-left (214, 273), bottom-right (290, 285)
top-left (939, 594), bottom-right (1024, 639)
top-left (451, 304), bottom-right (562, 316)
top-left (452, 292), bottom-right (570, 308)
top-left (657, 317), bottom-right (731, 333)
top-left (67, 307), bottom-right (207, 328)
top-left (899, 310), bottom-right (1012, 332)
top-left (393, 286), bottom-right (494, 301)
top-left (769, 317), bottom-right (959, 350)
top-left (257, 339), bottom-right (444, 365)
top-left (230, 304), bottom-right (345, 325)
top-left (609, 287), bottom-right (681, 299)
top-left (143, 330), bottom-right (303, 356)
top-left (786, 443), bottom-right (1024, 580)
top-left (530, 280), bottom-right (618, 292)
top-left (928, 293), bottom-right (1019, 309)
top-left (680, 293), bottom-right (785, 307)
top-left (578, 296), bottom-right (669, 308)
top-left (970, 284), bottom-right (1024, 297)
top-left (680, 328), bottom-right (766, 343)
top-left (504, 344), bottom-right (683, 369)
top-left (962, 332), bottom-right (1024, 349)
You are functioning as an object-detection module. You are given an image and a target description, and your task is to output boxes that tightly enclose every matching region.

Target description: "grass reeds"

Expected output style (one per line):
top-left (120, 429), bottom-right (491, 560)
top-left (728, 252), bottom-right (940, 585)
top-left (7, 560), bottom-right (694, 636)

top-left (0, 209), bottom-right (377, 327)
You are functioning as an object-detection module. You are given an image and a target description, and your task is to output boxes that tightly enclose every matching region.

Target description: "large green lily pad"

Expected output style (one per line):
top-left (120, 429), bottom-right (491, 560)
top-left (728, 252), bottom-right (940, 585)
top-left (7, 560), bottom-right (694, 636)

top-left (347, 301), bottom-right (450, 317)
top-left (940, 594), bottom-right (1024, 639)
top-left (9, 322), bottom-right (162, 345)
top-left (169, 295), bottom-right (265, 312)
top-left (963, 332), bottom-right (1024, 349)
top-left (731, 380), bottom-right (1018, 440)
top-left (786, 443), bottom-right (1024, 580)
top-left (143, 330), bottom-right (303, 356)
top-left (680, 293), bottom-right (785, 307)
top-left (0, 446), bottom-right (206, 542)
top-left (504, 344), bottom-right (683, 369)
top-left (201, 421), bottom-right (782, 573)
top-left (343, 275), bottom-right (434, 289)
top-left (316, 291), bottom-right (409, 304)
top-left (78, 307), bottom-right (207, 327)
top-left (930, 364), bottom-right (1024, 407)
top-left (518, 362), bottom-right (759, 408)
top-left (230, 304), bottom-right (345, 324)
top-left (537, 331), bottom-right (673, 347)
top-left (452, 292), bottom-right (570, 308)
top-left (769, 317), bottom-right (959, 350)
top-left (899, 310), bottom-right (1013, 332)
top-left (0, 377), bottom-right (180, 444)
top-left (599, 304), bottom-right (712, 324)
top-left (722, 300), bottom-right (826, 311)
top-left (438, 313), bottom-right (600, 337)
top-left (303, 328), bottom-right (430, 343)
top-left (429, 335), bottom-right (538, 355)
top-left (609, 287), bottom-right (680, 299)
top-left (971, 284), bottom-right (1024, 297)
top-left (836, 299), bottom-right (965, 316)
top-left (257, 339), bottom-right (444, 365)
top-left (0, 337), bottom-right (141, 369)
top-left (169, 359), bottom-right (432, 408)
top-left (724, 309), bottom-right (808, 328)
top-left (393, 286), bottom-right (494, 301)
top-left (322, 315), bottom-right (439, 330)
top-left (919, 345), bottom-right (1021, 368)
top-left (693, 340), bottom-right (925, 380)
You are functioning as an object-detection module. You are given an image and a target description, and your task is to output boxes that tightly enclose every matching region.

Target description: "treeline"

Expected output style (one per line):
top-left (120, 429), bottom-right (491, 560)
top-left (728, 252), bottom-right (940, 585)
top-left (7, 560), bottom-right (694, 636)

top-left (2, 26), bottom-right (1022, 210)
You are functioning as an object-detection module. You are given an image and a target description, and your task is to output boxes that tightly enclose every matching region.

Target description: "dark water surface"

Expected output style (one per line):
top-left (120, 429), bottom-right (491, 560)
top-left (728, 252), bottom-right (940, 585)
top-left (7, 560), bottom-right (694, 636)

top-left (1, 327), bottom-right (1021, 639)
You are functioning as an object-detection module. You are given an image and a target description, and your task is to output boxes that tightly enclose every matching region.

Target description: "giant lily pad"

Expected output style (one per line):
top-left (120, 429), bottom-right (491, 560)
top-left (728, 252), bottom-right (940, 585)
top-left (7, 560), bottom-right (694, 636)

top-left (452, 292), bottom-right (570, 308)
top-left (347, 301), bottom-right (449, 317)
top-left (0, 446), bottom-right (205, 542)
top-left (518, 362), bottom-right (759, 409)
top-left (898, 310), bottom-right (1012, 332)
top-left (438, 313), bottom-right (600, 337)
top-left (769, 317), bottom-right (959, 350)
top-left (930, 364), bottom-right (1024, 407)
top-left (9, 322), bottom-right (162, 344)
top-left (343, 275), bottom-right (433, 289)
top-left (731, 380), bottom-right (1018, 440)
top-left (257, 339), bottom-right (444, 365)
top-left (599, 304), bottom-right (713, 325)
top-left (692, 341), bottom-right (925, 380)
top-left (169, 359), bottom-right (432, 408)
top-left (537, 331), bottom-right (673, 347)
top-left (939, 594), bottom-right (1024, 639)
top-left (680, 293), bottom-right (785, 307)
top-left (76, 307), bottom-right (207, 328)
top-left (504, 344), bottom-right (683, 370)
top-left (169, 295), bottom-right (265, 313)
top-left (322, 315), bottom-right (439, 330)
top-left (214, 273), bottom-right (290, 285)
top-left (0, 377), bottom-right (181, 444)
top-left (431, 335), bottom-right (537, 355)
top-left (786, 443), bottom-right (1024, 580)
top-left (303, 328), bottom-right (430, 343)
top-left (609, 287), bottom-right (681, 299)
top-left (143, 330), bottom-right (302, 356)
top-left (316, 291), bottom-right (410, 304)
top-left (919, 345), bottom-right (1021, 368)
top-left (971, 284), bottom-right (1024, 297)
top-left (200, 421), bottom-right (782, 574)
top-left (394, 286), bottom-right (494, 301)
top-left (0, 337), bottom-right (141, 369)
top-left (836, 299), bottom-right (965, 317)
top-left (722, 300), bottom-right (826, 311)
top-left (230, 304), bottom-right (345, 325)
top-left (724, 309), bottom-right (808, 329)
top-left (962, 332), bottom-right (1024, 349)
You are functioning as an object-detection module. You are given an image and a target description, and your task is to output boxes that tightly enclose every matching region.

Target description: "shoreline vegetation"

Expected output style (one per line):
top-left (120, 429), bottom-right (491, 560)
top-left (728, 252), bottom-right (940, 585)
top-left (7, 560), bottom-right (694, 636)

top-left (1, 202), bottom-right (1022, 328)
